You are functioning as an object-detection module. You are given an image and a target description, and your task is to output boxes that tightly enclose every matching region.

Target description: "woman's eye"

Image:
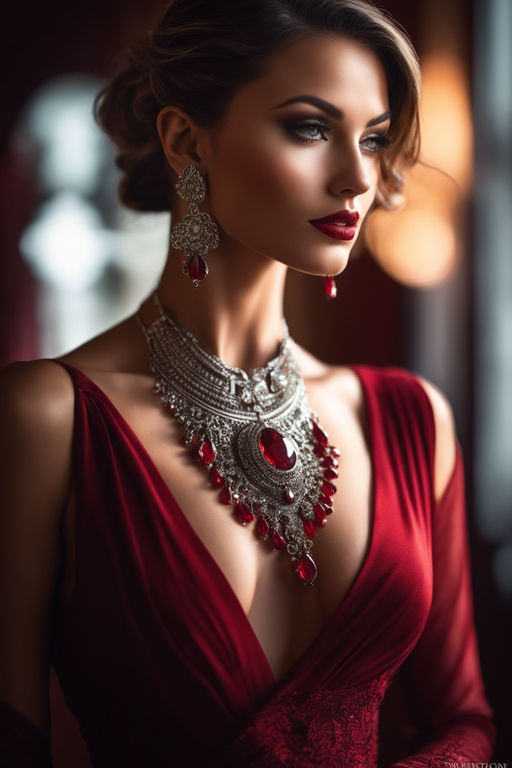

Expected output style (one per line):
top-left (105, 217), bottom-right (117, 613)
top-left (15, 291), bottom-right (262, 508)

top-left (360, 133), bottom-right (393, 154)
top-left (286, 119), bottom-right (330, 144)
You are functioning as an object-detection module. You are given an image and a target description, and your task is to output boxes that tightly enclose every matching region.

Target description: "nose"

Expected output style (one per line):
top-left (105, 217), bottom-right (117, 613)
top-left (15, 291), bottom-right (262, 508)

top-left (328, 144), bottom-right (372, 199)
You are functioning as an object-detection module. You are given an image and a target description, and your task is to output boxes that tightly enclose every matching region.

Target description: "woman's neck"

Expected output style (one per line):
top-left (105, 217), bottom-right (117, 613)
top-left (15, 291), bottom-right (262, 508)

top-left (155, 243), bottom-right (288, 372)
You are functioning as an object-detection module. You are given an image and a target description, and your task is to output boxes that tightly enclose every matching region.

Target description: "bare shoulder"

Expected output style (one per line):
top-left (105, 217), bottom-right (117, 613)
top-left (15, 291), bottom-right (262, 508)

top-left (0, 358), bottom-right (75, 434)
top-left (414, 374), bottom-right (457, 501)
top-left (0, 359), bottom-right (75, 509)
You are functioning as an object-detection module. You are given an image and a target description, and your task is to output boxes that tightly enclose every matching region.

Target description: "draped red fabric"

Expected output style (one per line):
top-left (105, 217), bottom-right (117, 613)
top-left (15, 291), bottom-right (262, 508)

top-left (40, 362), bottom-right (495, 766)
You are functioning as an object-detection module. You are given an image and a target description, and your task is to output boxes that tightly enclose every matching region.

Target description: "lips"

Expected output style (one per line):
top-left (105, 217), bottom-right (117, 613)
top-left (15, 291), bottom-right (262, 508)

top-left (309, 209), bottom-right (360, 241)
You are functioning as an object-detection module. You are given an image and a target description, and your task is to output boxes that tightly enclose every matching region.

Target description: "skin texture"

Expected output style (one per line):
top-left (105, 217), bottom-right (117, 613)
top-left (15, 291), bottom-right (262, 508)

top-left (0, 34), bottom-right (456, 734)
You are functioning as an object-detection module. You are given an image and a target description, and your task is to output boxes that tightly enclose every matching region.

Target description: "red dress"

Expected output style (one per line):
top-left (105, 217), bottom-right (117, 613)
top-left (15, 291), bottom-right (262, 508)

top-left (47, 362), bottom-right (496, 767)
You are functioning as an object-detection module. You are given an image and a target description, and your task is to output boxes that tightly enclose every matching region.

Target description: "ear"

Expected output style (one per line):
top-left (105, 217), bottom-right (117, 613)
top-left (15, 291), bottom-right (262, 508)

top-left (156, 106), bottom-right (205, 176)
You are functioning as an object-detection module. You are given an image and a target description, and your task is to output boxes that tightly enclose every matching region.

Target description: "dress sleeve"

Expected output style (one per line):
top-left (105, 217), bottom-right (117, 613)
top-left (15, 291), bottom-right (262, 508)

top-left (390, 446), bottom-right (497, 766)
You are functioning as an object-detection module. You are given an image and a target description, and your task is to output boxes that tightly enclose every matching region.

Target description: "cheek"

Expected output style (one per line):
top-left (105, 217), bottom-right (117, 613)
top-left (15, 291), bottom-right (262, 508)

top-left (208, 129), bottom-right (313, 235)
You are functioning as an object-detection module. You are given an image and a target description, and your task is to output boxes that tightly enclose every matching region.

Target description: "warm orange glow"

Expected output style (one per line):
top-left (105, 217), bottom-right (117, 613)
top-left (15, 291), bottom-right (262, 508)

top-left (366, 205), bottom-right (457, 287)
top-left (366, 53), bottom-right (472, 287)
top-left (420, 56), bottom-right (473, 192)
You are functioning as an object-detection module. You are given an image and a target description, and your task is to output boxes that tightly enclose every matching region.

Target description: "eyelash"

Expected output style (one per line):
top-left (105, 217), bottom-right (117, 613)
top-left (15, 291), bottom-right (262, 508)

top-left (285, 118), bottom-right (393, 153)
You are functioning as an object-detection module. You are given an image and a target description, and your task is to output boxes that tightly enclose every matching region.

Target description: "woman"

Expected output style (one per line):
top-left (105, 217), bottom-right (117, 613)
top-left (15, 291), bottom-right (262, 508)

top-left (0, 0), bottom-right (497, 765)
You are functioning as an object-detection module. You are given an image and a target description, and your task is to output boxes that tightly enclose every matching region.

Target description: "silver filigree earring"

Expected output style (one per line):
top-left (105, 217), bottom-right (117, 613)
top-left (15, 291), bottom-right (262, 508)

top-left (170, 165), bottom-right (220, 287)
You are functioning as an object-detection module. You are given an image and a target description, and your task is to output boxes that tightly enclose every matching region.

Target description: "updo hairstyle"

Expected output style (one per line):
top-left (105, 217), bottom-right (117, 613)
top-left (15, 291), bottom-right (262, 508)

top-left (95, 0), bottom-right (421, 213)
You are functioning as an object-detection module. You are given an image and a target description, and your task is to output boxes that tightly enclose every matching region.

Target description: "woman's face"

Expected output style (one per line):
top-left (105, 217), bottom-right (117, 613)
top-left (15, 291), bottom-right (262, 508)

top-left (202, 34), bottom-right (391, 277)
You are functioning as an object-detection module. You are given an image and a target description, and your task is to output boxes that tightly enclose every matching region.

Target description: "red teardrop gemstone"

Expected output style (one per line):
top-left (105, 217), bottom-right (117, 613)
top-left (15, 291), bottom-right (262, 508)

top-left (322, 456), bottom-right (339, 469)
top-left (256, 517), bottom-right (269, 537)
top-left (314, 443), bottom-right (326, 458)
top-left (165, 402), bottom-right (174, 414)
top-left (283, 487), bottom-right (294, 505)
top-left (235, 502), bottom-right (254, 524)
top-left (314, 503), bottom-right (327, 522)
top-left (219, 487), bottom-right (231, 505)
top-left (186, 253), bottom-right (208, 282)
top-left (303, 518), bottom-right (316, 539)
top-left (324, 467), bottom-right (338, 480)
top-left (259, 428), bottom-right (296, 470)
top-left (321, 480), bottom-right (337, 497)
top-left (295, 553), bottom-right (318, 583)
top-left (323, 276), bottom-right (337, 300)
top-left (329, 446), bottom-right (341, 457)
top-left (319, 493), bottom-right (333, 508)
top-left (312, 421), bottom-right (328, 446)
top-left (271, 532), bottom-right (287, 550)
top-left (315, 516), bottom-right (327, 528)
top-left (198, 441), bottom-right (215, 464)
top-left (210, 465), bottom-right (223, 488)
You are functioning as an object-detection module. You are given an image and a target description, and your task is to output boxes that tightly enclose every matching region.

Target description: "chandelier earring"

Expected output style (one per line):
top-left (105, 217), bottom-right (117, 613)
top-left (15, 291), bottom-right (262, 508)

top-left (170, 165), bottom-right (220, 287)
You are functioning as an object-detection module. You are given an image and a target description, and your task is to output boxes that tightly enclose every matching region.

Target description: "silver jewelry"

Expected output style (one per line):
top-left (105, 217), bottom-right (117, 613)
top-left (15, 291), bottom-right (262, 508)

top-left (137, 293), bottom-right (340, 584)
top-left (170, 165), bottom-right (220, 287)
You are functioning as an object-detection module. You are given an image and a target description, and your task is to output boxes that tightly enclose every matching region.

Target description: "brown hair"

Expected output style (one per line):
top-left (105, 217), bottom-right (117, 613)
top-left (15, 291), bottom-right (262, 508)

top-left (95, 0), bottom-right (421, 212)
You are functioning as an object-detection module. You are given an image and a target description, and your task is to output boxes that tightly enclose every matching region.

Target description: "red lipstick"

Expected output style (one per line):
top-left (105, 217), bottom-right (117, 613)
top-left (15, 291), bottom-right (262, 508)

top-left (309, 209), bottom-right (360, 241)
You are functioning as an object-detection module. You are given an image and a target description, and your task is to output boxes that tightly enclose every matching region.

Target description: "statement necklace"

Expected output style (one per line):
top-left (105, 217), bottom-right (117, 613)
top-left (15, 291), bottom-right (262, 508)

top-left (137, 293), bottom-right (339, 585)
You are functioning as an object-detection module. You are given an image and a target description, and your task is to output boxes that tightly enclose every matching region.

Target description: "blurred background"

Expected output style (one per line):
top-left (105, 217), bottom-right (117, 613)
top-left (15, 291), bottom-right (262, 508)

top-left (1, 0), bottom-right (510, 764)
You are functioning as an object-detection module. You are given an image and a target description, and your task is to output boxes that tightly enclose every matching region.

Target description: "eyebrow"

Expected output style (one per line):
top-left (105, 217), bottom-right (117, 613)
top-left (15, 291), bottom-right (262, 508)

top-left (273, 95), bottom-right (391, 127)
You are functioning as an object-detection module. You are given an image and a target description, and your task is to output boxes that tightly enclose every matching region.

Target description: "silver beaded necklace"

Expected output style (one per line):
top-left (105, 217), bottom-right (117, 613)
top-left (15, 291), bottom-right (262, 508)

top-left (137, 292), bottom-right (339, 584)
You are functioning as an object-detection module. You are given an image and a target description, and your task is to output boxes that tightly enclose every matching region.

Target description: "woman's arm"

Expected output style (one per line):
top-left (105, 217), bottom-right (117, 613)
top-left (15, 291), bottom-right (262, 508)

top-left (389, 379), bottom-right (497, 766)
top-left (0, 361), bottom-right (74, 764)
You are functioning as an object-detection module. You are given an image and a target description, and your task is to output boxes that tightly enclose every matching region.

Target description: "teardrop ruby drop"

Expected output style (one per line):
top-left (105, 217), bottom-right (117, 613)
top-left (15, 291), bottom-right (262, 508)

top-left (256, 517), bottom-right (269, 537)
top-left (235, 502), bottom-right (254, 524)
top-left (219, 486), bottom-right (231, 505)
top-left (321, 480), bottom-right (337, 497)
top-left (271, 531), bottom-right (287, 550)
top-left (314, 443), bottom-right (326, 458)
top-left (283, 487), bottom-right (295, 504)
top-left (312, 421), bottom-right (328, 446)
top-left (186, 253), bottom-right (208, 282)
top-left (329, 446), bottom-right (341, 457)
top-left (210, 466), bottom-right (223, 488)
top-left (319, 493), bottom-right (333, 508)
top-left (295, 553), bottom-right (318, 583)
top-left (323, 467), bottom-right (338, 480)
top-left (198, 441), bottom-right (215, 464)
top-left (303, 518), bottom-right (316, 539)
top-left (258, 428), bottom-right (296, 470)
top-left (322, 456), bottom-right (339, 469)
top-left (314, 503), bottom-right (327, 523)
top-left (323, 276), bottom-right (337, 300)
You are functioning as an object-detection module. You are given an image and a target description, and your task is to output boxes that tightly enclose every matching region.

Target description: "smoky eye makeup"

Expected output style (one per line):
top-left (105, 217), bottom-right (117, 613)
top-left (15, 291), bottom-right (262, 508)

top-left (360, 132), bottom-right (393, 153)
top-left (282, 117), bottom-right (331, 144)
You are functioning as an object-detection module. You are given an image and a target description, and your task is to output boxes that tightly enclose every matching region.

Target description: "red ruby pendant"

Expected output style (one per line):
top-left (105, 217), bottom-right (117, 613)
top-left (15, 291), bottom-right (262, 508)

top-left (295, 553), bottom-right (318, 584)
top-left (256, 517), bottom-right (269, 537)
top-left (312, 421), bottom-right (328, 446)
top-left (282, 487), bottom-right (295, 504)
top-left (323, 467), bottom-right (338, 480)
top-left (235, 502), bottom-right (254, 524)
top-left (210, 465), bottom-right (223, 488)
top-left (314, 503), bottom-right (328, 523)
top-left (323, 276), bottom-right (337, 299)
top-left (258, 427), bottom-right (296, 470)
top-left (271, 531), bottom-right (287, 550)
top-left (303, 518), bottom-right (316, 539)
top-left (198, 441), bottom-right (215, 464)
top-left (321, 479), bottom-right (337, 497)
top-left (186, 253), bottom-right (208, 283)
top-left (219, 486), bottom-right (231, 505)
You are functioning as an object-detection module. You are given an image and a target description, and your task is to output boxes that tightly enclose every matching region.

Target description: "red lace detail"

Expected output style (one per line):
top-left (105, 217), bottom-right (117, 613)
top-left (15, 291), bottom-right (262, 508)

top-left (213, 671), bottom-right (392, 767)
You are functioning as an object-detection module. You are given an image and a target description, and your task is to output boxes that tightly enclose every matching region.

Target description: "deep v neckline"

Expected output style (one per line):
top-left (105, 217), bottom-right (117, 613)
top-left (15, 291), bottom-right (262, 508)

top-left (57, 360), bottom-right (378, 691)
